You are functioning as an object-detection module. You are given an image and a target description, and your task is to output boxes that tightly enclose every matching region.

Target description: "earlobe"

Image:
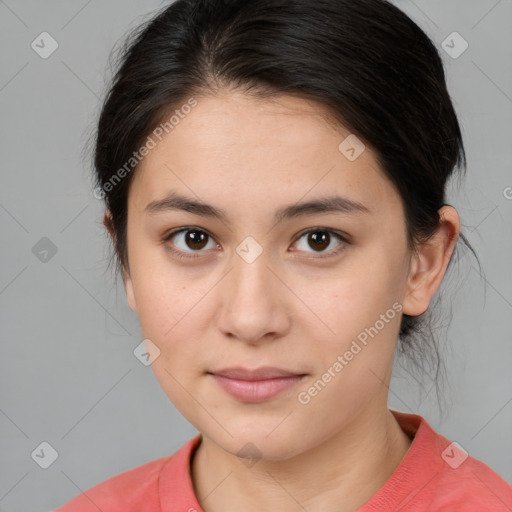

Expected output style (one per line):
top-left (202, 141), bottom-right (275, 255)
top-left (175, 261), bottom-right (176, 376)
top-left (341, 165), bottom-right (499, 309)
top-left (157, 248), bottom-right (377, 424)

top-left (402, 206), bottom-right (460, 317)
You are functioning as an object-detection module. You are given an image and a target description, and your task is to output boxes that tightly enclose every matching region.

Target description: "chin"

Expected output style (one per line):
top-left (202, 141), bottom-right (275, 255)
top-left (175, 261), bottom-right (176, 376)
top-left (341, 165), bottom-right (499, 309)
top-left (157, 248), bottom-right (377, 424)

top-left (203, 420), bottom-right (310, 463)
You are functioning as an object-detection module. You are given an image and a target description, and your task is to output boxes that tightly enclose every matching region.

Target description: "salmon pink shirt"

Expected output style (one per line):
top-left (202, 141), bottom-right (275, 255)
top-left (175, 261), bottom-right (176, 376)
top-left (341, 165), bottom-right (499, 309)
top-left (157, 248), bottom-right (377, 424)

top-left (54, 410), bottom-right (512, 511)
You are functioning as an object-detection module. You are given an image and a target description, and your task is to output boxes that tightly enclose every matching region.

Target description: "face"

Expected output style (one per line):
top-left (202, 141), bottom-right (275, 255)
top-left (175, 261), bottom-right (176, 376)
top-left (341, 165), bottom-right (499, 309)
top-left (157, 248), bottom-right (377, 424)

top-left (121, 90), bottom-right (416, 460)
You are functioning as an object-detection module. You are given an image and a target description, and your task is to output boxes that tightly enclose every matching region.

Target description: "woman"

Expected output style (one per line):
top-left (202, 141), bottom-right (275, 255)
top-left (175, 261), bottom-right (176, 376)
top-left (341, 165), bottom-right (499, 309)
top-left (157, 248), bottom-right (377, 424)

top-left (55, 0), bottom-right (512, 510)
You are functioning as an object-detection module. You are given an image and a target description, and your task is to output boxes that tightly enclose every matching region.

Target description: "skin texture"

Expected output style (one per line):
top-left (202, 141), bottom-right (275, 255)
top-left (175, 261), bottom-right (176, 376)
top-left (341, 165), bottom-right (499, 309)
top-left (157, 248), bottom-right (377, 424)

top-left (104, 90), bottom-right (460, 512)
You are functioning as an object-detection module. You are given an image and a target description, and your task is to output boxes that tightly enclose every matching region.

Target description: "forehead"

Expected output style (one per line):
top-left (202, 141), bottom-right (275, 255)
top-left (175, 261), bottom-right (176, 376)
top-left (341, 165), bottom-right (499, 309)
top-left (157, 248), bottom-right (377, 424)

top-left (129, 91), bottom-right (400, 219)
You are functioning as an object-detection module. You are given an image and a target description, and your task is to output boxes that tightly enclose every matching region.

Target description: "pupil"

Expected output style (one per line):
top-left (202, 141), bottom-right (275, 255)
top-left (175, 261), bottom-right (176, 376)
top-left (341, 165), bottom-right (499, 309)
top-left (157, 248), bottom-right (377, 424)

top-left (309, 231), bottom-right (329, 251)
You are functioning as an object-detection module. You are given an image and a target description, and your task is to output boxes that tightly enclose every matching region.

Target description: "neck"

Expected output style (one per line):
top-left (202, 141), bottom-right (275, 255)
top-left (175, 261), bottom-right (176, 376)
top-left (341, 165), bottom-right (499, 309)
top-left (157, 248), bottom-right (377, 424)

top-left (190, 404), bottom-right (412, 512)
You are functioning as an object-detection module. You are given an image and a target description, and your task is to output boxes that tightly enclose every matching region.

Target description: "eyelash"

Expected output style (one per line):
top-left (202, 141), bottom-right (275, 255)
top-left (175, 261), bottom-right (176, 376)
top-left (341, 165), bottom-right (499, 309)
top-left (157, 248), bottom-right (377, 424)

top-left (161, 227), bottom-right (349, 261)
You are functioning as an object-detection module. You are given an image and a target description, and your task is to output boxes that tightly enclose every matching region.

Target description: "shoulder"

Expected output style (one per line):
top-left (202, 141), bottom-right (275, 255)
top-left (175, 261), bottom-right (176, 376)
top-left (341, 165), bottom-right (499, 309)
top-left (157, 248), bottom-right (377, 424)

top-left (388, 411), bottom-right (512, 511)
top-left (426, 448), bottom-right (512, 511)
top-left (53, 436), bottom-right (201, 512)
top-left (403, 416), bottom-right (512, 512)
top-left (54, 455), bottom-right (170, 512)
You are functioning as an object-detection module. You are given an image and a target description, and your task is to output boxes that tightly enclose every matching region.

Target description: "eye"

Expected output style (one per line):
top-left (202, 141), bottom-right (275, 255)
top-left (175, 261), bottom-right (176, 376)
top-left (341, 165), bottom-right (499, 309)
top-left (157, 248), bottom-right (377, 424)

top-left (291, 229), bottom-right (347, 258)
top-left (163, 227), bottom-right (218, 259)
top-left (162, 227), bottom-right (348, 261)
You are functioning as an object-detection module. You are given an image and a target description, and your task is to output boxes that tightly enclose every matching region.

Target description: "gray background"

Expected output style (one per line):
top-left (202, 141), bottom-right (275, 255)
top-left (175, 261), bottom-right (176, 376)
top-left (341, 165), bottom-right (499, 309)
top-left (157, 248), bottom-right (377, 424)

top-left (0, 1), bottom-right (511, 510)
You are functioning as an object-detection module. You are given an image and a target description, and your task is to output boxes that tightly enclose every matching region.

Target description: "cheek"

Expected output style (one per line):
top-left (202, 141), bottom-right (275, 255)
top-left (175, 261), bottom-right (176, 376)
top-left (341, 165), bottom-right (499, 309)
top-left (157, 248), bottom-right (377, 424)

top-left (310, 264), bottom-right (402, 335)
top-left (126, 242), bottom-right (199, 336)
top-left (136, 285), bottom-right (200, 357)
top-left (301, 251), bottom-right (406, 376)
top-left (296, 278), bottom-right (401, 417)
top-left (128, 263), bottom-right (218, 378)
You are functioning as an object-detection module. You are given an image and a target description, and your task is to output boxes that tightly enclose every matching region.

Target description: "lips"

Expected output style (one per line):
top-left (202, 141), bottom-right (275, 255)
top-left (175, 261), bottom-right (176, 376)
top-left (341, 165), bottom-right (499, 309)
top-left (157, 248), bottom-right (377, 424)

top-left (210, 366), bottom-right (305, 380)
top-left (208, 367), bottom-right (307, 402)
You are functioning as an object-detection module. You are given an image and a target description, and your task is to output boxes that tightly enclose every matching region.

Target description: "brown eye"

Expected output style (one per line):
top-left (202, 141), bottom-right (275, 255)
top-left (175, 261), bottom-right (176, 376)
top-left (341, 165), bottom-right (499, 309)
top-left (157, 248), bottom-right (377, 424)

top-left (293, 229), bottom-right (347, 257)
top-left (307, 231), bottom-right (331, 251)
top-left (164, 228), bottom-right (217, 258)
top-left (183, 230), bottom-right (209, 250)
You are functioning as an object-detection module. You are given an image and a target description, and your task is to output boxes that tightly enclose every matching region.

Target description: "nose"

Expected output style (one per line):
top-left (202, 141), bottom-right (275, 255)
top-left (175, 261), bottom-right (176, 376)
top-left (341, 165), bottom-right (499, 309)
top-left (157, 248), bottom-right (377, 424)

top-left (217, 250), bottom-right (291, 345)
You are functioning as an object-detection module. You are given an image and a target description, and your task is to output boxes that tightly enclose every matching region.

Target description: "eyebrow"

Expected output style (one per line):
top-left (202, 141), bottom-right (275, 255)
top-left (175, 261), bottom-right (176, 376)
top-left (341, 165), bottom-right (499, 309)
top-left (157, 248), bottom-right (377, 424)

top-left (144, 191), bottom-right (370, 223)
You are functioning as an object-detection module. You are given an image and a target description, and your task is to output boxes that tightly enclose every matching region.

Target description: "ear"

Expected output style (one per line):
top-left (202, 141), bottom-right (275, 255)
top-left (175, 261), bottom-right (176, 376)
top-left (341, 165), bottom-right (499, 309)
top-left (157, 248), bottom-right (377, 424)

top-left (123, 269), bottom-right (138, 313)
top-left (102, 210), bottom-right (115, 239)
top-left (402, 205), bottom-right (460, 316)
top-left (103, 210), bottom-right (138, 313)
